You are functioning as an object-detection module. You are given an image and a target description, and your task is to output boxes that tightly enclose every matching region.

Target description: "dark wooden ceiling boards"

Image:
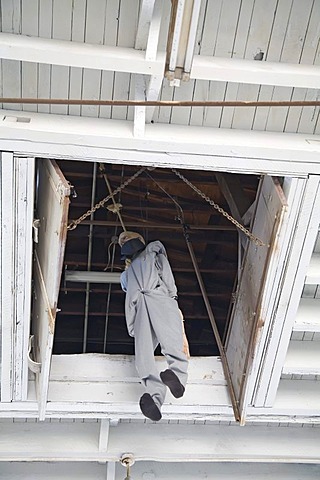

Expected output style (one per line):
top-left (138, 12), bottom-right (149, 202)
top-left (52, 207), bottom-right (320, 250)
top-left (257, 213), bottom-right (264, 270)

top-left (54, 160), bottom-right (259, 356)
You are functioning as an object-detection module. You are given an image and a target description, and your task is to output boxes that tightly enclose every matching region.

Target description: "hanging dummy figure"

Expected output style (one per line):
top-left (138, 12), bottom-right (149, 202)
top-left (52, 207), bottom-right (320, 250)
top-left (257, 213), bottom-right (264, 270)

top-left (119, 231), bottom-right (190, 421)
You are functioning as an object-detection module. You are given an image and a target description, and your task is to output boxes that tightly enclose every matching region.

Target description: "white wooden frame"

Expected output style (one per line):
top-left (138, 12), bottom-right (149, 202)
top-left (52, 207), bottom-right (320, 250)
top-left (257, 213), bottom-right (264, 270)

top-left (225, 176), bottom-right (287, 423)
top-left (0, 153), bottom-right (15, 402)
top-left (32, 160), bottom-right (70, 420)
top-left (1, 110), bottom-right (320, 176)
top-left (0, 419), bottom-right (319, 463)
top-left (242, 177), bottom-right (307, 410)
top-left (252, 175), bottom-right (320, 407)
top-left (12, 158), bottom-right (35, 401)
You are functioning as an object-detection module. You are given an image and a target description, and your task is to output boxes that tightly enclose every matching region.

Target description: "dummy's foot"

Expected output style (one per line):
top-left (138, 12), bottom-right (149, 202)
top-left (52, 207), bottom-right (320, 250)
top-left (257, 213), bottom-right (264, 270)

top-left (139, 393), bottom-right (162, 421)
top-left (160, 369), bottom-right (185, 398)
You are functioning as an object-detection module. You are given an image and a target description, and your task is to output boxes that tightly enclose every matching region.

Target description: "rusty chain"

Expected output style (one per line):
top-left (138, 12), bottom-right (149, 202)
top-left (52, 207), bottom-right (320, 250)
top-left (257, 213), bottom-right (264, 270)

top-left (172, 169), bottom-right (265, 246)
top-left (67, 167), bottom-right (146, 231)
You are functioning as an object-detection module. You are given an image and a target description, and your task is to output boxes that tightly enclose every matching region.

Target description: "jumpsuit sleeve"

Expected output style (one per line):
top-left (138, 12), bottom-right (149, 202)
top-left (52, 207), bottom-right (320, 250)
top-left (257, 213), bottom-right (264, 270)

top-left (155, 242), bottom-right (178, 298)
top-left (120, 270), bottom-right (127, 292)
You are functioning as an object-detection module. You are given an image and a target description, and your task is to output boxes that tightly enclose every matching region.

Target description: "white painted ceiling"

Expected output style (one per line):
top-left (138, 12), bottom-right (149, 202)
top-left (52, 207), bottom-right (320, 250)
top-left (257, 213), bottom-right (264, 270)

top-left (1, 1), bottom-right (320, 477)
top-left (0, 0), bottom-right (320, 134)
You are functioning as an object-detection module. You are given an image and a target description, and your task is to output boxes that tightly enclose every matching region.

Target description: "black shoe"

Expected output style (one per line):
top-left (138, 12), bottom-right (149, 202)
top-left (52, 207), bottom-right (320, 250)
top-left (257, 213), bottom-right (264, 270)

top-left (139, 393), bottom-right (162, 421)
top-left (160, 369), bottom-right (185, 398)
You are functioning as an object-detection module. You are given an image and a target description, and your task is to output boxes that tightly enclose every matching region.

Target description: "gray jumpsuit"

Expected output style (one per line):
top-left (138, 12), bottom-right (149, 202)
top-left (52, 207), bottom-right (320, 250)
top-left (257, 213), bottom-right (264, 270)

top-left (120, 240), bottom-right (188, 409)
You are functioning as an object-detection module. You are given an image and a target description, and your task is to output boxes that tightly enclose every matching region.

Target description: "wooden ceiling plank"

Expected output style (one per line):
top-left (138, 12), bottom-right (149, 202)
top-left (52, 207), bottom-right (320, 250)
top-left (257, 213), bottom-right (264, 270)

top-left (50, 1), bottom-right (72, 116)
top-left (21, 0), bottom-right (38, 114)
top-left (99, 0), bottom-right (120, 120)
top-left (37, 0), bottom-right (52, 115)
top-left (267, 0), bottom-right (316, 135)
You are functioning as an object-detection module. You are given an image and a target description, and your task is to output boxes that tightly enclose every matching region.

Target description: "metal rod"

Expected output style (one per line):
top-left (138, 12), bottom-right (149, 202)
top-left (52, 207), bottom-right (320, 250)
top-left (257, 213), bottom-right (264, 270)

top-left (183, 228), bottom-right (241, 422)
top-left (67, 220), bottom-right (237, 230)
top-left (83, 162), bottom-right (97, 353)
top-left (2, 97), bottom-right (320, 107)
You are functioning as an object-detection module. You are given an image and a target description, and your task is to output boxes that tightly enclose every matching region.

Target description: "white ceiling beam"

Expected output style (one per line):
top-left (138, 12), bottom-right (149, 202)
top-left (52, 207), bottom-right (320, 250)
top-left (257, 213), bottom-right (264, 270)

top-left (145, 74), bottom-right (163, 122)
top-left (1, 461), bottom-right (317, 480)
top-left (133, 74), bottom-right (146, 138)
top-left (0, 33), bottom-right (165, 76)
top-left (168, 0), bottom-right (185, 72)
top-left (0, 421), bottom-right (319, 462)
top-left (184, 0), bottom-right (202, 74)
top-left (106, 462), bottom-right (116, 480)
top-left (145, 0), bottom-right (163, 61)
top-left (1, 33), bottom-right (320, 89)
top-left (1, 110), bottom-right (320, 176)
top-left (135, 0), bottom-right (156, 51)
top-left (98, 419), bottom-right (110, 453)
top-left (191, 55), bottom-right (320, 89)
top-left (141, 0), bottom-right (165, 123)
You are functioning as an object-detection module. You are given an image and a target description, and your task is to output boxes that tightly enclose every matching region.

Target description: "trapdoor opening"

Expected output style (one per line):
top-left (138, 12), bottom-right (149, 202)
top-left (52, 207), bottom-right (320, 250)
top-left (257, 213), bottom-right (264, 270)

top-left (30, 158), bottom-right (287, 420)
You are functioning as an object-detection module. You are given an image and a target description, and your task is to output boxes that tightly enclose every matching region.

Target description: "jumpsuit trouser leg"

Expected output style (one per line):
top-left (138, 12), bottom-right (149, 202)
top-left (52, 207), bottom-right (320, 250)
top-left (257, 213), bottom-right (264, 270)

top-left (149, 295), bottom-right (188, 388)
top-left (134, 295), bottom-right (167, 409)
top-left (134, 293), bottom-right (188, 409)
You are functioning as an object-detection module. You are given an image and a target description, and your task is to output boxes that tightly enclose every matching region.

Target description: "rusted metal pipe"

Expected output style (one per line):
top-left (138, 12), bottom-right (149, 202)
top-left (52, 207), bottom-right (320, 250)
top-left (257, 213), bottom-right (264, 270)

top-left (1, 97), bottom-right (320, 107)
top-left (182, 226), bottom-right (241, 422)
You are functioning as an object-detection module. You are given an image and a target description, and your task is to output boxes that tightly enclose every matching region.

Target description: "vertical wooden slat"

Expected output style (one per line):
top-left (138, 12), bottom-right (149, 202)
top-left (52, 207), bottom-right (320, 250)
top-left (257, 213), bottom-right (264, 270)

top-left (255, 0), bottom-right (288, 136)
top-left (0, 153), bottom-right (14, 402)
top-left (112, 0), bottom-right (139, 121)
top-left (232, 0), bottom-right (278, 130)
top-left (266, 0), bottom-right (315, 134)
top-left (68, 0), bottom-right (86, 117)
top-left (13, 158), bottom-right (35, 401)
top-left (1, 0), bottom-right (21, 111)
top-left (100, 0), bottom-right (120, 119)
top-left (50, 0), bottom-right (72, 115)
top-left (207, 0), bottom-right (242, 128)
top-left (21, 0), bottom-right (38, 113)
top-left (38, 0), bottom-right (53, 114)
top-left (81, 0), bottom-right (106, 118)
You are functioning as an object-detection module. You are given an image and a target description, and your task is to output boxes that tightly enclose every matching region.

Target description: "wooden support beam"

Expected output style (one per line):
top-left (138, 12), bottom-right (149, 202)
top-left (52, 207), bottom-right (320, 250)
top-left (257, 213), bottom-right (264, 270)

top-left (215, 173), bottom-right (253, 219)
top-left (98, 419), bottom-right (110, 452)
top-left (283, 340), bottom-right (320, 376)
top-left (191, 55), bottom-right (320, 89)
top-left (1, 109), bottom-right (319, 176)
top-left (133, 75), bottom-right (146, 138)
top-left (135, 0), bottom-right (156, 51)
top-left (0, 419), bottom-right (320, 462)
top-left (215, 172), bottom-right (253, 247)
top-left (294, 298), bottom-right (320, 332)
top-left (0, 33), bottom-right (165, 76)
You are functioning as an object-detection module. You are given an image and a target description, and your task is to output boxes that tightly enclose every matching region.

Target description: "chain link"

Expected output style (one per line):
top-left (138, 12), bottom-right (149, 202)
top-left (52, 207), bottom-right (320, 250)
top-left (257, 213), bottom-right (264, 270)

top-left (67, 167), bottom-right (146, 231)
top-left (172, 169), bottom-right (265, 246)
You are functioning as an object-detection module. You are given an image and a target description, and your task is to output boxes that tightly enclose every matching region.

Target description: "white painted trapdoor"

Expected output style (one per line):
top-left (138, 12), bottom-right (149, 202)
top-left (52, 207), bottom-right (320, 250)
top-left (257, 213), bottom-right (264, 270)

top-left (225, 175), bottom-right (286, 422)
top-left (32, 160), bottom-right (70, 419)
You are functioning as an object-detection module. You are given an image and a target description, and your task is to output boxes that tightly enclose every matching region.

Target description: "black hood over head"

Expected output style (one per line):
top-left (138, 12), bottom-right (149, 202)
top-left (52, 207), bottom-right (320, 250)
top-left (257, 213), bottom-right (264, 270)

top-left (121, 237), bottom-right (146, 260)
